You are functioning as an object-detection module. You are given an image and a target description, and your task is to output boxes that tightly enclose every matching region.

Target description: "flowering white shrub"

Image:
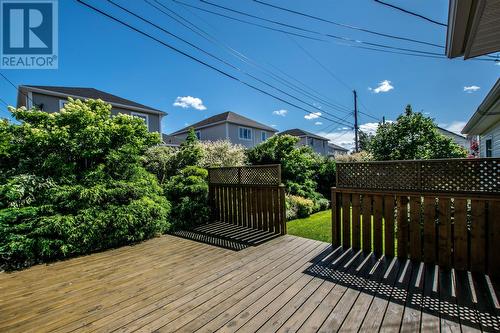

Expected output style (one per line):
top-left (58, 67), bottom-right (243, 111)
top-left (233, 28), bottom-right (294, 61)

top-left (198, 140), bottom-right (247, 168)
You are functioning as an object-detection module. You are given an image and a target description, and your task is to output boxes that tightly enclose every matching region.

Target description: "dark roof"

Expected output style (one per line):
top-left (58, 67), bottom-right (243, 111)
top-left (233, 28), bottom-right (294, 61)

top-left (328, 143), bottom-right (349, 151)
top-left (171, 111), bottom-right (277, 135)
top-left (23, 85), bottom-right (164, 114)
top-left (279, 128), bottom-right (329, 141)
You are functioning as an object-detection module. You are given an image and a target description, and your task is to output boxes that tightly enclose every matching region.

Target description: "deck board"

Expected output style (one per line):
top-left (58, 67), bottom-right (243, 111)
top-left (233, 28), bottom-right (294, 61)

top-left (0, 235), bottom-right (497, 332)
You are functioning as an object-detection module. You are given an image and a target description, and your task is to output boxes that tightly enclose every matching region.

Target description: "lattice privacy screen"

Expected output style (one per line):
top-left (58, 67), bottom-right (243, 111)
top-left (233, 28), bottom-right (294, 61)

top-left (337, 158), bottom-right (499, 193)
top-left (208, 165), bottom-right (281, 186)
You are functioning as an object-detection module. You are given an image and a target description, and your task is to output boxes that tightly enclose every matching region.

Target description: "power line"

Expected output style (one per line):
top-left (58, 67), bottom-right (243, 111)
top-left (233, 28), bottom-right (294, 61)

top-left (76, 0), bottom-right (353, 127)
top-left (200, 0), bottom-right (447, 57)
top-left (0, 72), bottom-right (34, 105)
top-left (373, 0), bottom-right (447, 27)
top-left (149, 0), bottom-right (353, 115)
top-left (0, 97), bottom-right (8, 107)
top-left (253, 0), bottom-right (444, 48)
top-left (171, 0), bottom-right (327, 42)
top-left (172, 0), bottom-right (354, 112)
top-left (106, 0), bottom-right (353, 126)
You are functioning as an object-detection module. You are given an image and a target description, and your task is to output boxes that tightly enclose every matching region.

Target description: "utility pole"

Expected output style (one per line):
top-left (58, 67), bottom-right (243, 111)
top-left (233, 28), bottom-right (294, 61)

top-left (353, 90), bottom-right (359, 153)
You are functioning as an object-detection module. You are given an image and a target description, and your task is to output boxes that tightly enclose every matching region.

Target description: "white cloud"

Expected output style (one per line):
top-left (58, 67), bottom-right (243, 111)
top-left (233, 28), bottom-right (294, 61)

top-left (463, 85), bottom-right (480, 93)
top-left (304, 112), bottom-right (321, 120)
top-left (271, 124), bottom-right (278, 128)
top-left (440, 120), bottom-right (466, 134)
top-left (173, 96), bottom-right (207, 110)
top-left (272, 109), bottom-right (288, 116)
top-left (314, 121), bottom-right (323, 125)
top-left (369, 80), bottom-right (394, 94)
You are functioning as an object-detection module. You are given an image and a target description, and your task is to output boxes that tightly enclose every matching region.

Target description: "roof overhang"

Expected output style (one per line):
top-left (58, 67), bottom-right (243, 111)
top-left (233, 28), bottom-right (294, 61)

top-left (18, 86), bottom-right (167, 116)
top-left (462, 79), bottom-right (500, 135)
top-left (446, 0), bottom-right (500, 59)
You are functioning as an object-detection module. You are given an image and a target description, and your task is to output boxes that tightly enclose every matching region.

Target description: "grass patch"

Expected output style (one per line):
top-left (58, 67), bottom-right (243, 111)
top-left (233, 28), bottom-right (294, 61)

top-left (287, 210), bottom-right (331, 243)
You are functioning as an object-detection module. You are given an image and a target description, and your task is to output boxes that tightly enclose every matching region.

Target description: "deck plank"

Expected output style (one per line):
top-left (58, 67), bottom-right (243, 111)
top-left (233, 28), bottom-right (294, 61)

top-left (0, 234), bottom-right (494, 333)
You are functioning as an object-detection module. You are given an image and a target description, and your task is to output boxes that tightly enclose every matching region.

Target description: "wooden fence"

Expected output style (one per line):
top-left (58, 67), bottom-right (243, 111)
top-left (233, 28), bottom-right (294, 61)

top-left (208, 165), bottom-right (286, 235)
top-left (332, 158), bottom-right (500, 276)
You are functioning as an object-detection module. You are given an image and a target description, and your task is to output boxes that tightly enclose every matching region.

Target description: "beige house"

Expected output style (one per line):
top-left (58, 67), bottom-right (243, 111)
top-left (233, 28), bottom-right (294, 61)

top-left (17, 86), bottom-right (166, 133)
top-left (279, 129), bottom-right (330, 156)
top-left (462, 79), bottom-right (500, 157)
top-left (169, 111), bottom-right (277, 148)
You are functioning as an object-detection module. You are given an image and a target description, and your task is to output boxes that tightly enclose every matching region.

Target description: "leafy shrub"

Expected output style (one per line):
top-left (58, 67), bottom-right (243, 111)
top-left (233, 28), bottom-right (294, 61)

top-left (314, 156), bottom-right (336, 199)
top-left (143, 145), bottom-right (179, 184)
top-left (312, 196), bottom-right (330, 212)
top-left (247, 135), bottom-right (319, 198)
top-left (198, 140), bottom-right (247, 168)
top-left (286, 195), bottom-right (314, 220)
top-left (369, 105), bottom-right (467, 160)
top-left (164, 166), bottom-right (209, 230)
top-left (0, 99), bottom-right (170, 269)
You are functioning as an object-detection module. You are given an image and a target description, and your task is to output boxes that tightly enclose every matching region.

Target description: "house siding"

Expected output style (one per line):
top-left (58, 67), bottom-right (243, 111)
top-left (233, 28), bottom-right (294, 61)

top-left (437, 128), bottom-right (469, 150)
top-left (172, 122), bottom-right (274, 148)
top-left (23, 92), bottom-right (161, 133)
top-left (479, 121), bottom-right (500, 157)
top-left (296, 136), bottom-right (328, 155)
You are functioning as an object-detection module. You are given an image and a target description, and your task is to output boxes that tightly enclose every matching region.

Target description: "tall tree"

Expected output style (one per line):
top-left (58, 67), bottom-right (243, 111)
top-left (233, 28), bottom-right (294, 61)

top-left (369, 105), bottom-right (467, 160)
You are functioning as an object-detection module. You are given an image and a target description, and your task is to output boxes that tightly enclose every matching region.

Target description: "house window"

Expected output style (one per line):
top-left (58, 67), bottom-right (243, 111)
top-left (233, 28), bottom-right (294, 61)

top-left (486, 139), bottom-right (492, 157)
top-left (261, 131), bottom-right (267, 141)
top-left (239, 127), bottom-right (252, 141)
top-left (195, 131), bottom-right (201, 140)
top-left (308, 137), bottom-right (314, 146)
top-left (59, 100), bottom-right (68, 109)
top-left (131, 112), bottom-right (149, 130)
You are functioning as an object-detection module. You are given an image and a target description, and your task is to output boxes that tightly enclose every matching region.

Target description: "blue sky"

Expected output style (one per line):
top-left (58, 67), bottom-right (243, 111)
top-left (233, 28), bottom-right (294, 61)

top-left (1, 0), bottom-right (499, 149)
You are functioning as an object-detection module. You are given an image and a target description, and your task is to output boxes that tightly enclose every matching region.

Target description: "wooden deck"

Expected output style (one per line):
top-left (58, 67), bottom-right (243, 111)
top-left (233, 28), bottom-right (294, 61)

top-left (1, 235), bottom-right (499, 332)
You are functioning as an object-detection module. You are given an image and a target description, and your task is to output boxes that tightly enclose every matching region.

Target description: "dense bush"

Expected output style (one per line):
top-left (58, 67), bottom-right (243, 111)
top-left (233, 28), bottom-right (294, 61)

top-left (314, 155), bottom-right (337, 199)
top-left (335, 151), bottom-right (373, 162)
top-left (198, 140), bottom-right (247, 168)
top-left (0, 99), bottom-right (170, 269)
top-left (369, 105), bottom-right (467, 160)
top-left (164, 166), bottom-right (209, 230)
top-left (247, 135), bottom-right (319, 198)
top-left (286, 195), bottom-right (314, 220)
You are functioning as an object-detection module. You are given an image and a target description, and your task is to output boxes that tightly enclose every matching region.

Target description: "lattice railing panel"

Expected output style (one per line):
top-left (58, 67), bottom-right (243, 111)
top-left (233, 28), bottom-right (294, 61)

top-left (208, 165), bottom-right (281, 186)
top-left (337, 158), bottom-right (499, 194)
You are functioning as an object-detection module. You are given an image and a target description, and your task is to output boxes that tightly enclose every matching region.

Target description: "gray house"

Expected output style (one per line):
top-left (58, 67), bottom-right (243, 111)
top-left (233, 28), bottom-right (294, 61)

top-left (462, 79), bottom-right (500, 157)
top-left (328, 143), bottom-right (349, 157)
top-left (436, 126), bottom-right (469, 151)
top-left (16, 85), bottom-right (166, 133)
top-left (169, 111), bottom-right (277, 148)
top-left (279, 129), bottom-right (329, 156)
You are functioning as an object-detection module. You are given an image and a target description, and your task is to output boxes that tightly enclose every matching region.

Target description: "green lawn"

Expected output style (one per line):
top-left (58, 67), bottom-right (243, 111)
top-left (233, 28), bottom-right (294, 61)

top-left (287, 210), bottom-right (331, 243)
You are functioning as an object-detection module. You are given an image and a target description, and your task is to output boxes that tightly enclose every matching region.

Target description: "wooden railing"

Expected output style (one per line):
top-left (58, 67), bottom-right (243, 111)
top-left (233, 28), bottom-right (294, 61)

top-left (208, 165), bottom-right (286, 235)
top-left (332, 158), bottom-right (500, 276)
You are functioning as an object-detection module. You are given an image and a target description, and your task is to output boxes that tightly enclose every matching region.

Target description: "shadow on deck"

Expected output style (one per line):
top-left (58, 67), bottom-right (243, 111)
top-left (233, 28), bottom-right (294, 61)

top-left (303, 246), bottom-right (500, 332)
top-left (170, 222), bottom-right (280, 251)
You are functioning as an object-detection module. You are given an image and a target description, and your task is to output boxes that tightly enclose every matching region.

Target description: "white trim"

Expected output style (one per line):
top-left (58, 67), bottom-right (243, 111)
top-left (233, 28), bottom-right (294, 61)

top-left (131, 112), bottom-right (150, 131)
top-left (238, 126), bottom-right (253, 141)
top-left (59, 99), bottom-right (68, 110)
top-left (19, 86), bottom-right (166, 115)
top-left (27, 91), bottom-right (33, 109)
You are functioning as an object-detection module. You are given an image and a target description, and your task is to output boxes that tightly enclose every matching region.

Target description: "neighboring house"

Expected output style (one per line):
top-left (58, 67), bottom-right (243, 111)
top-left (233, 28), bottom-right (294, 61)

top-left (436, 126), bottom-right (469, 150)
top-left (462, 79), bottom-right (500, 157)
top-left (161, 134), bottom-right (182, 147)
top-left (446, 0), bottom-right (500, 59)
top-left (279, 129), bottom-right (329, 156)
top-left (17, 85), bottom-right (166, 133)
top-left (328, 143), bottom-right (349, 157)
top-left (169, 111), bottom-right (277, 148)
